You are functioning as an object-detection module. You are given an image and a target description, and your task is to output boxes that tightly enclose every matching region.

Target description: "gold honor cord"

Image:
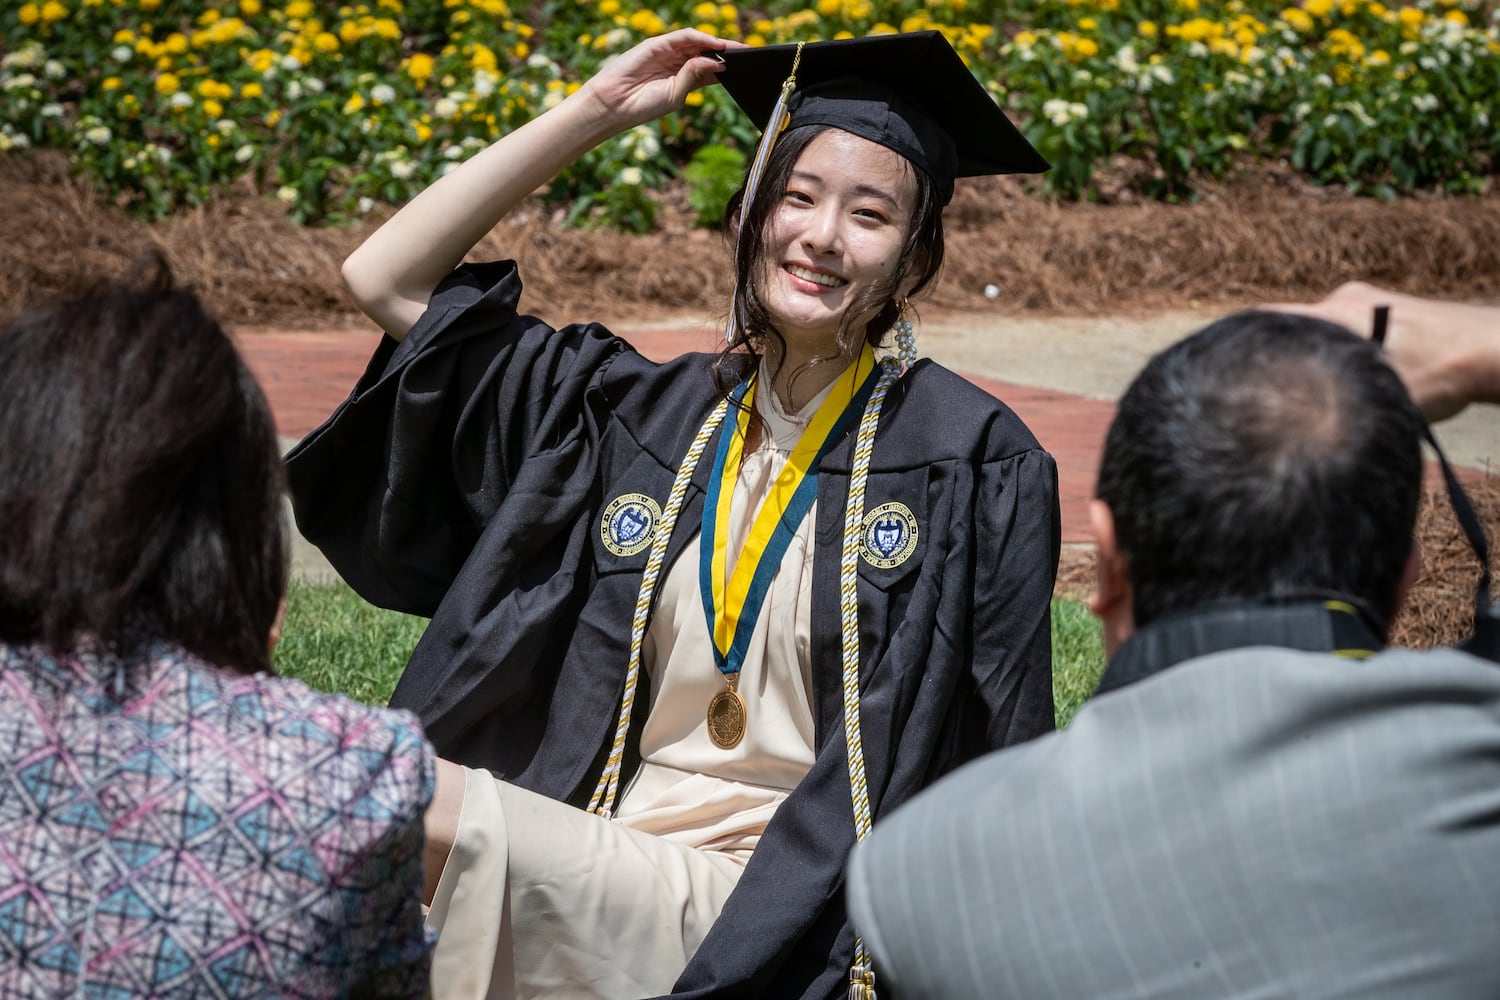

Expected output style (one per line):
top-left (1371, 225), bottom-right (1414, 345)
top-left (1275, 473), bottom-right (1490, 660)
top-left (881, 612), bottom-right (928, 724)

top-left (588, 398), bottom-right (731, 818)
top-left (842, 360), bottom-right (901, 1000)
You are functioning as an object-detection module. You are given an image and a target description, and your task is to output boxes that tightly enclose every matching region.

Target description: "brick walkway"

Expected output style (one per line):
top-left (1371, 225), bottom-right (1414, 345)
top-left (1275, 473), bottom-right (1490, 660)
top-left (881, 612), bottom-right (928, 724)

top-left (236, 326), bottom-right (1115, 545)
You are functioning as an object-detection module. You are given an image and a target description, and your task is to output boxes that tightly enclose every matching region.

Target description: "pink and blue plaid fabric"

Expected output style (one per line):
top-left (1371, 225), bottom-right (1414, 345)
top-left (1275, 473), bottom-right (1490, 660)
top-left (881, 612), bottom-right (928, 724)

top-left (0, 640), bottom-right (434, 998)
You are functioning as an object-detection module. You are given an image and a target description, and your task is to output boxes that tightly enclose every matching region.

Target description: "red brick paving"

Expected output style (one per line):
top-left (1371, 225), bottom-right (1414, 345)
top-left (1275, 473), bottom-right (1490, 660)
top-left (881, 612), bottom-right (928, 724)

top-left (235, 326), bottom-right (1113, 544)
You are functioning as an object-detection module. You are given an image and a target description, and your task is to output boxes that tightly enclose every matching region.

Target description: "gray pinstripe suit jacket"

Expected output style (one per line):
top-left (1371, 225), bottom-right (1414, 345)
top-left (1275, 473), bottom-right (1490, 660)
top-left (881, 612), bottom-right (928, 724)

top-left (847, 646), bottom-right (1500, 999)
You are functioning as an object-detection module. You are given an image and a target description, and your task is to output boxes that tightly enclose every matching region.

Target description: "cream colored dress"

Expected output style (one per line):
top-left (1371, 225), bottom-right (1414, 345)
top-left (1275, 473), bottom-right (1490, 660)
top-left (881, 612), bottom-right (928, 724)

top-left (427, 366), bottom-right (839, 1000)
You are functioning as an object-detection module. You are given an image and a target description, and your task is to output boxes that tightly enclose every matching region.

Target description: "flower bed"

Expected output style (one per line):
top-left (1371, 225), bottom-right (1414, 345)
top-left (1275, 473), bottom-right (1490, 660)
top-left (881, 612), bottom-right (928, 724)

top-left (2, 0), bottom-right (1495, 226)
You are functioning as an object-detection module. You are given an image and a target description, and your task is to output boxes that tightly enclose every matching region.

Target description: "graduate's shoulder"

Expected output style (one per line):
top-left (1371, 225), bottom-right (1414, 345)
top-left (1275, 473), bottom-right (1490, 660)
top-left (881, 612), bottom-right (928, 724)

top-left (885, 359), bottom-right (1048, 463)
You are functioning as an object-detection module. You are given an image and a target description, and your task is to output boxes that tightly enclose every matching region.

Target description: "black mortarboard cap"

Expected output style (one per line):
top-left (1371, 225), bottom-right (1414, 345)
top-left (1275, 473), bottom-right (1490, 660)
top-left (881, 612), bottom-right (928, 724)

top-left (719, 31), bottom-right (1049, 205)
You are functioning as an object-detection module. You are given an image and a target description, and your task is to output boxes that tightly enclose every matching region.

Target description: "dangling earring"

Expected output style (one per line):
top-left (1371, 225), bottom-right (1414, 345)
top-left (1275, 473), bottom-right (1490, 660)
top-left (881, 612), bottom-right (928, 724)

top-left (895, 298), bottom-right (917, 370)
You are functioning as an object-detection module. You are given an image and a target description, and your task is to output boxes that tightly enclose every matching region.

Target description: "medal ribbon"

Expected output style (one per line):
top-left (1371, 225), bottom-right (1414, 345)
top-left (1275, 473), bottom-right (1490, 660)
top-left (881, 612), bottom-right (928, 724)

top-left (700, 346), bottom-right (878, 678)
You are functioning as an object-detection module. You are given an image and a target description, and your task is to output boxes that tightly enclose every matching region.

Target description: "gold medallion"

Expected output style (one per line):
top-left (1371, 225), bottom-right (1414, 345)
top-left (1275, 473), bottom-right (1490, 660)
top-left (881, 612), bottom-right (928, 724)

top-left (706, 687), bottom-right (747, 749)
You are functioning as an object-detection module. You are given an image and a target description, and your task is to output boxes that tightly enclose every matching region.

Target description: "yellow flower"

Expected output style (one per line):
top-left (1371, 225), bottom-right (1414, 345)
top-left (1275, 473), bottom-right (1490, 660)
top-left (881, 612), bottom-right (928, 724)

top-left (18, 0), bottom-right (39, 20)
top-left (685, 90), bottom-right (705, 106)
top-left (817, 0), bottom-right (839, 14)
top-left (1138, 20), bottom-right (1158, 36)
top-left (314, 31), bottom-right (340, 52)
top-left (1443, 9), bottom-right (1467, 24)
top-left (833, 29), bottom-right (854, 39)
top-left (1073, 36), bottom-right (1099, 57)
top-left (1367, 48), bottom-right (1390, 64)
top-left (599, 0), bottom-right (619, 11)
top-left (746, 32), bottom-right (765, 45)
top-left (241, 0), bottom-right (261, 12)
top-left (406, 52), bottom-right (434, 81)
top-left (752, 18), bottom-right (771, 32)
top-left (113, 28), bottom-right (135, 42)
top-left (240, 81), bottom-right (263, 97)
top-left (412, 120), bottom-right (432, 141)
top-left (41, 0), bottom-right (68, 21)
top-left (155, 72), bottom-right (181, 94)
top-left (266, 108), bottom-right (282, 125)
top-left (140, 0), bottom-right (160, 9)
top-left (286, 0), bottom-right (312, 16)
top-left (696, 22), bottom-right (719, 35)
top-left (197, 7), bottom-right (221, 24)
top-left (204, 98), bottom-right (223, 116)
top-left (1396, 6), bottom-right (1422, 26)
top-left (343, 92), bottom-right (365, 113)
top-left (1177, 0), bottom-right (1198, 10)
top-left (512, 41), bottom-right (529, 58)
top-left (1078, 16), bottom-right (1097, 29)
top-left (1013, 29), bottom-right (1038, 47)
top-left (1304, 0), bottom-right (1333, 17)
top-left (471, 41), bottom-right (498, 71)
top-left (628, 9), bottom-right (665, 34)
top-left (207, 134), bottom-right (221, 147)
top-left (693, 1), bottom-right (717, 18)
top-left (719, 4), bottom-right (737, 19)
top-left (901, 12), bottom-right (930, 31)
top-left (1280, 7), bottom-right (1313, 30)
top-left (102, 76), bottom-right (123, 90)
top-left (247, 48), bottom-right (276, 72)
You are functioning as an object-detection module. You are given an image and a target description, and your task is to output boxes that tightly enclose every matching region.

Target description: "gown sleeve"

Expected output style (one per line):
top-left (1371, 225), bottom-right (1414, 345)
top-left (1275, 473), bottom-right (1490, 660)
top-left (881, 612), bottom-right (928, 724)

top-left (969, 443), bottom-right (1061, 748)
top-left (285, 260), bottom-right (628, 617)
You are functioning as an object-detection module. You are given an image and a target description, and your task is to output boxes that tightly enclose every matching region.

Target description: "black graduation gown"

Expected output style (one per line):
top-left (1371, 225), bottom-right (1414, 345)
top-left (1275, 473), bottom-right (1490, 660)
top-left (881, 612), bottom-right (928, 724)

top-left (286, 260), bottom-right (1060, 999)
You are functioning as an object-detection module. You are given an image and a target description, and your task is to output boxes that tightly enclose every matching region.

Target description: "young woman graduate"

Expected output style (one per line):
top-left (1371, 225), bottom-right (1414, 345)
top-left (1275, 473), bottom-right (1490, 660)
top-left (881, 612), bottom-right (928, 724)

top-left (288, 28), bottom-right (1060, 1000)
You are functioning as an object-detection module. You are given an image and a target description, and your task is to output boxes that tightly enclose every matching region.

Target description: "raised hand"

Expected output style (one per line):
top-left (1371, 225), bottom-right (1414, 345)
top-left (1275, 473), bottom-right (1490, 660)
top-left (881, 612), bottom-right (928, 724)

top-left (580, 29), bottom-right (741, 129)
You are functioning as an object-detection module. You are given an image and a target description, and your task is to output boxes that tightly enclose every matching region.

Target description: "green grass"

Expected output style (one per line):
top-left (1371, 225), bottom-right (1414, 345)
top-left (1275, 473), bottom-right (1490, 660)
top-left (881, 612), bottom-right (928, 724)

top-left (1052, 597), bottom-right (1106, 729)
top-left (272, 580), bottom-right (427, 706)
top-left (273, 583), bottom-right (1108, 727)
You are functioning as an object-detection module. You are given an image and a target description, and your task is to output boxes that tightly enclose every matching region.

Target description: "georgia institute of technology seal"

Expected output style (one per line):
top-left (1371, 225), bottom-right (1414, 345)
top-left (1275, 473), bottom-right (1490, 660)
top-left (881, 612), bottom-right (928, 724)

top-left (860, 501), bottom-right (918, 569)
top-left (601, 492), bottom-right (662, 557)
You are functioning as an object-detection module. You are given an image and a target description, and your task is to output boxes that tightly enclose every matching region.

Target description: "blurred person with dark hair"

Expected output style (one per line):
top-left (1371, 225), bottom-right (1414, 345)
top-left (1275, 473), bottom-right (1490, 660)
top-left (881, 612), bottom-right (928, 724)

top-left (0, 254), bottom-right (434, 998)
top-left (846, 310), bottom-right (1500, 999)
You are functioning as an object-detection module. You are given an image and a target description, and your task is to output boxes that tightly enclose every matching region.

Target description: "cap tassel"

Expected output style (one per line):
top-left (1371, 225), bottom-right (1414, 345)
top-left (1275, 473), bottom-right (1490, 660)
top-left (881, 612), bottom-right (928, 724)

top-left (726, 41), bottom-right (805, 344)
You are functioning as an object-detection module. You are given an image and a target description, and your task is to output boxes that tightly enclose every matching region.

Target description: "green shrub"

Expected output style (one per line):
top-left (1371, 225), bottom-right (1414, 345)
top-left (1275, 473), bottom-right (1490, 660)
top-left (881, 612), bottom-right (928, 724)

top-left (5, 0), bottom-right (1493, 223)
top-left (684, 142), bottom-right (747, 227)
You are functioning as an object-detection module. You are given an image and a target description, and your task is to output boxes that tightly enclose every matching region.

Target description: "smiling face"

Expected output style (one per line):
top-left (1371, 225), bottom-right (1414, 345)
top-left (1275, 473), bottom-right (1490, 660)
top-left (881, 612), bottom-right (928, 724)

top-left (755, 128), bottom-right (920, 359)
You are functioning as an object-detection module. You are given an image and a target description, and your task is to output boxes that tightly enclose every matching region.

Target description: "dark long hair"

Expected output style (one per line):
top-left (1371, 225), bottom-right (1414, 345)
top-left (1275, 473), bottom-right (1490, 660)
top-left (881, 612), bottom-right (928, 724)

top-left (714, 124), bottom-right (946, 394)
top-left (0, 252), bottom-right (289, 674)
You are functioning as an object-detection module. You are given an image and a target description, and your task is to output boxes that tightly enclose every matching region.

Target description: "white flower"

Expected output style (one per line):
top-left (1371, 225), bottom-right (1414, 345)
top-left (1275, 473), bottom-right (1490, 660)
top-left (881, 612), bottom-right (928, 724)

top-left (215, 118), bottom-right (236, 133)
top-left (1042, 98), bottom-right (1078, 126)
top-left (472, 69), bottom-right (497, 98)
top-left (286, 80), bottom-right (303, 100)
top-left (390, 159), bottom-right (415, 179)
top-left (1112, 45), bottom-right (1139, 74)
top-left (619, 166), bottom-right (643, 185)
top-left (1187, 40), bottom-right (1209, 58)
top-left (358, 196), bottom-right (375, 213)
top-left (526, 53), bottom-right (555, 71)
top-left (1338, 100), bottom-right (1375, 126)
top-left (305, 77), bottom-right (325, 93)
top-left (40, 102), bottom-right (64, 117)
top-left (1313, 73), bottom-right (1334, 87)
top-left (2, 46), bottom-right (42, 69)
top-left (169, 92), bottom-right (193, 109)
top-left (600, 27), bottom-right (631, 49)
top-left (541, 89), bottom-right (563, 110)
top-left (1322, 113), bottom-right (1339, 128)
top-left (3, 72), bottom-right (36, 90)
top-left (370, 83), bottom-right (396, 104)
top-left (434, 97), bottom-right (459, 118)
top-left (1151, 65), bottom-right (1175, 85)
top-left (443, 144), bottom-right (464, 160)
top-left (151, 144), bottom-right (171, 163)
top-left (44, 59), bottom-right (64, 79)
top-left (1293, 101), bottom-right (1312, 121)
top-left (1225, 71), bottom-right (1250, 88)
top-left (122, 155), bottom-right (137, 168)
top-left (1411, 93), bottom-right (1440, 112)
top-left (111, 45), bottom-right (134, 63)
top-left (276, 185), bottom-right (298, 203)
top-left (83, 125), bottom-right (111, 144)
top-left (235, 144), bottom-right (255, 163)
top-left (1242, 45), bottom-right (1265, 63)
top-left (440, 161), bottom-right (460, 176)
top-left (281, 55), bottom-right (303, 71)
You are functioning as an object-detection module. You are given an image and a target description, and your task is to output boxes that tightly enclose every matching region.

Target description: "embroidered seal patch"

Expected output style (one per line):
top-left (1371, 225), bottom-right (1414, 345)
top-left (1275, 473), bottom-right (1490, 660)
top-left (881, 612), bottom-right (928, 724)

top-left (860, 502), bottom-right (918, 569)
top-left (601, 493), bottom-right (662, 557)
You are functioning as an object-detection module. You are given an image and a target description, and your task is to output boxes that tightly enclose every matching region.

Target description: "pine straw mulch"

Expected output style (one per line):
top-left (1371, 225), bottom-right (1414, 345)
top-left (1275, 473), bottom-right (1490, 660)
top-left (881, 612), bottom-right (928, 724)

top-left (1055, 475), bottom-right (1500, 650)
top-left (5, 149), bottom-right (1500, 327)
